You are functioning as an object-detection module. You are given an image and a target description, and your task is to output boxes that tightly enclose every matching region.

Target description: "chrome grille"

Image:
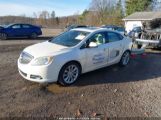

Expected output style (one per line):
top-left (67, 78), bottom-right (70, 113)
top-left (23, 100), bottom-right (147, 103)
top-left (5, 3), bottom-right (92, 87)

top-left (19, 52), bottom-right (33, 64)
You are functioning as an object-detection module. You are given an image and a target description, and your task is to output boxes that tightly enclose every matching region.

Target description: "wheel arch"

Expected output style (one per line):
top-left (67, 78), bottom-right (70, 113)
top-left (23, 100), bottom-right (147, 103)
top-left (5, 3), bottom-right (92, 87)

top-left (119, 49), bottom-right (131, 67)
top-left (122, 48), bottom-right (131, 56)
top-left (125, 49), bottom-right (131, 54)
top-left (58, 60), bottom-right (82, 86)
top-left (0, 32), bottom-right (7, 35)
top-left (0, 32), bottom-right (8, 39)
top-left (60, 60), bottom-right (82, 74)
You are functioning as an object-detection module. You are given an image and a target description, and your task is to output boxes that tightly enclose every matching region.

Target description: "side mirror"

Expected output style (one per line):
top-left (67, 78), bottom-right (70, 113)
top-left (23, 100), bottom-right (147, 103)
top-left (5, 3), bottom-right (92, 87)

top-left (80, 43), bottom-right (87, 49)
top-left (89, 42), bottom-right (98, 48)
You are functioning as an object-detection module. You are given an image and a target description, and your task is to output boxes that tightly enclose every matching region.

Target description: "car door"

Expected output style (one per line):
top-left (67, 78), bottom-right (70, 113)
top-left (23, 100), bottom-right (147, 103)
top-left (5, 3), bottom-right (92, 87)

top-left (21, 24), bottom-right (32, 36)
top-left (81, 32), bottom-right (109, 72)
top-left (106, 32), bottom-right (124, 65)
top-left (8, 24), bottom-right (22, 37)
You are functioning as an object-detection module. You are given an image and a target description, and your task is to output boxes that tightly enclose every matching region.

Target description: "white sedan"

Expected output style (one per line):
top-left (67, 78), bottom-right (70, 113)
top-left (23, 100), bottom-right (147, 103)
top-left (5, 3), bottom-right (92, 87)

top-left (18, 28), bottom-right (133, 86)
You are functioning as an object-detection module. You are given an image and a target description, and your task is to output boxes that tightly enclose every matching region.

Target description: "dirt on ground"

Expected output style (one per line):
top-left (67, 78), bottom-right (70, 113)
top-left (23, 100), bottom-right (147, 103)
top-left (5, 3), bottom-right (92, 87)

top-left (0, 36), bottom-right (161, 119)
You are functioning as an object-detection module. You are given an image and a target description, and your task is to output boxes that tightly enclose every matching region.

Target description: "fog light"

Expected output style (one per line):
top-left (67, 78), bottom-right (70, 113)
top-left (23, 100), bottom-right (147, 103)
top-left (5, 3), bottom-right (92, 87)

top-left (30, 75), bottom-right (42, 80)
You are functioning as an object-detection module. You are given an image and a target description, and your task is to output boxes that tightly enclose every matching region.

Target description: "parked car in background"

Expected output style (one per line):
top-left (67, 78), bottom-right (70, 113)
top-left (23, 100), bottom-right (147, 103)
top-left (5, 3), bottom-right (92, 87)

top-left (101, 25), bottom-right (118, 30)
top-left (18, 28), bottom-right (132, 86)
top-left (132, 26), bottom-right (161, 48)
top-left (128, 26), bottom-right (142, 38)
top-left (0, 23), bottom-right (42, 40)
top-left (65, 25), bottom-right (88, 31)
top-left (116, 27), bottom-right (126, 35)
top-left (101, 25), bottom-right (125, 35)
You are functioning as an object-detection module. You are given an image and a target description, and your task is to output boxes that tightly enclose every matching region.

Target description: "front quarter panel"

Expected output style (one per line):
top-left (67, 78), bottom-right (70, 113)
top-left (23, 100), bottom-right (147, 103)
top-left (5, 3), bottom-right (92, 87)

top-left (49, 48), bottom-right (83, 79)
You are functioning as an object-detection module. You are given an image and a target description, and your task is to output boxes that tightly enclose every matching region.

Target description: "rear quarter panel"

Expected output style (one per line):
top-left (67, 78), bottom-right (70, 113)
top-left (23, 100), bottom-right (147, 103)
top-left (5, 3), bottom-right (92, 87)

top-left (123, 37), bottom-right (133, 52)
top-left (26, 26), bottom-right (42, 36)
top-left (33, 26), bottom-right (42, 35)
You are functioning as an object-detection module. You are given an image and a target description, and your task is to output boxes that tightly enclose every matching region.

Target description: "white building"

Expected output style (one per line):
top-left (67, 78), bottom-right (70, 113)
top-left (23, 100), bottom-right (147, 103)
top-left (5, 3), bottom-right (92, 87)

top-left (123, 12), bottom-right (161, 33)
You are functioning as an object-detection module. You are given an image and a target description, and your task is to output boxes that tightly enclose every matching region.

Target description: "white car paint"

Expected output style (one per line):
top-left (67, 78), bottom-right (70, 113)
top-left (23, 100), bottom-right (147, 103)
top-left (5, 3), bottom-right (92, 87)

top-left (18, 28), bottom-right (132, 83)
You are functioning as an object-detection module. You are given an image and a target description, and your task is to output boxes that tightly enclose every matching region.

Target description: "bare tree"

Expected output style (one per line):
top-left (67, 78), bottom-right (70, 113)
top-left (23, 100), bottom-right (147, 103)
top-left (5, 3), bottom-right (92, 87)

top-left (51, 11), bottom-right (56, 19)
top-left (33, 12), bottom-right (37, 18)
top-left (56, 17), bottom-right (59, 26)
top-left (90, 0), bottom-right (116, 24)
top-left (39, 11), bottom-right (50, 19)
top-left (38, 11), bottom-right (50, 26)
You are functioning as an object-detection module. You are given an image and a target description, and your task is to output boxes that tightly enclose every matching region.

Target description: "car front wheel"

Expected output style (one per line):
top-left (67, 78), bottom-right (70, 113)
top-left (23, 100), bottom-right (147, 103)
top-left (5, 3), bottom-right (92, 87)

top-left (120, 51), bottom-right (130, 66)
top-left (0, 33), bottom-right (7, 40)
top-left (58, 62), bottom-right (81, 86)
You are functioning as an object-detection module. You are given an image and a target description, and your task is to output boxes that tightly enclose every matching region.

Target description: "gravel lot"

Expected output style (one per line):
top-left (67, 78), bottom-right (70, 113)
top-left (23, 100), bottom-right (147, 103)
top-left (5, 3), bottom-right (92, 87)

top-left (0, 36), bottom-right (161, 119)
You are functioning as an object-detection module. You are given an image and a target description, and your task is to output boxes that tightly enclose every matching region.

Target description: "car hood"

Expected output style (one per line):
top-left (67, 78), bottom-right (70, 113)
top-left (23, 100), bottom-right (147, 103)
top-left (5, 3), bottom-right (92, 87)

top-left (23, 41), bottom-right (69, 57)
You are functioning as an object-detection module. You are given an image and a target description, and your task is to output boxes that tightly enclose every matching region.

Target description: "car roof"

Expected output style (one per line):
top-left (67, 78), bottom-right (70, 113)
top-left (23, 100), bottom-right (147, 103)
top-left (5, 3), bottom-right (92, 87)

top-left (72, 27), bottom-right (107, 33)
top-left (102, 25), bottom-right (118, 28)
top-left (7, 23), bottom-right (33, 26)
top-left (72, 27), bottom-right (124, 34)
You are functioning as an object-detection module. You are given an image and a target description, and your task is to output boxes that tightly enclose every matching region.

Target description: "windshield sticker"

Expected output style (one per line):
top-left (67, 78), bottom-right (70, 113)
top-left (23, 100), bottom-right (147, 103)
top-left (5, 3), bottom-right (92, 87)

top-left (93, 54), bottom-right (105, 64)
top-left (75, 34), bottom-right (86, 40)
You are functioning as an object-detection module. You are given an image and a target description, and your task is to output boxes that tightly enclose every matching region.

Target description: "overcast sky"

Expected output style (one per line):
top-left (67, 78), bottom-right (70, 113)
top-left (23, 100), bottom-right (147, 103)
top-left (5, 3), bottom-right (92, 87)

top-left (0, 0), bottom-right (91, 17)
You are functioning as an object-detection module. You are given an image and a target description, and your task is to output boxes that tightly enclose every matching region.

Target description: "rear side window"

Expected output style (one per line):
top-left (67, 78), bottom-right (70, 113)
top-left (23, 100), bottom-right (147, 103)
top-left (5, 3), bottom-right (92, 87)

top-left (107, 32), bottom-right (123, 43)
top-left (22, 25), bottom-right (31, 28)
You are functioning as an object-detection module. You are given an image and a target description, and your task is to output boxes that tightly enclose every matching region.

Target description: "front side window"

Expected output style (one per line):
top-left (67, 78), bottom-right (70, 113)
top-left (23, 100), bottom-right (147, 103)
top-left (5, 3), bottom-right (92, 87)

top-left (88, 32), bottom-right (106, 46)
top-left (107, 32), bottom-right (123, 43)
top-left (12, 25), bottom-right (21, 29)
top-left (50, 30), bottom-right (90, 47)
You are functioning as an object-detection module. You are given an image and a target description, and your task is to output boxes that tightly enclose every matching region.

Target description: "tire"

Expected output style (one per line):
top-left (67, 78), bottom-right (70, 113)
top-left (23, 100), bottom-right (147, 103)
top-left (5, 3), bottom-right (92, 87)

top-left (137, 44), bottom-right (142, 49)
top-left (30, 33), bottom-right (37, 39)
top-left (138, 33), bottom-right (142, 39)
top-left (58, 62), bottom-right (81, 86)
top-left (119, 51), bottom-right (131, 67)
top-left (0, 33), bottom-right (7, 40)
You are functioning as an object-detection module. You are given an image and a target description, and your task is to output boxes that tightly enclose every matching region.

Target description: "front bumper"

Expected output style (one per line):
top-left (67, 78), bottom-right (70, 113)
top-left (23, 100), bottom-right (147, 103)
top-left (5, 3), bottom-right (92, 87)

top-left (18, 59), bottom-right (59, 83)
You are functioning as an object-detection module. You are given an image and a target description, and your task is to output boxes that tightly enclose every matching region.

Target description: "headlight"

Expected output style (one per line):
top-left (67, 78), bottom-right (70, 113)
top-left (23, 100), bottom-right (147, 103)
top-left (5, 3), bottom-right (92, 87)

top-left (31, 56), bottom-right (53, 66)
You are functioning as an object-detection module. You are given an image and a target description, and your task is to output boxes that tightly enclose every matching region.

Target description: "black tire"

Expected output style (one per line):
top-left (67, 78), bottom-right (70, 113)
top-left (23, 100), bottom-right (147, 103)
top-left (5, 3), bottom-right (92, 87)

top-left (119, 51), bottom-right (131, 67)
top-left (0, 33), bottom-right (7, 40)
top-left (138, 33), bottom-right (142, 39)
top-left (137, 44), bottom-right (142, 49)
top-left (30, 33), bottom-right (37, 39)
top-left (58, 62), bottom-right (81, 86)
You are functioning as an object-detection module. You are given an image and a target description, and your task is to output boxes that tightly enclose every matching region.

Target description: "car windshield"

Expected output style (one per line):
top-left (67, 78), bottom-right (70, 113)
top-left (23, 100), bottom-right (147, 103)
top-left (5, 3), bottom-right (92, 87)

top-left (50, 30), bottom-right (90, 47)
top-left (3, 24), bottom-right (11, 28)
top-left (0, 24), bottom-right (7, 28)
top-left (133, 27), bottom-right (141, 32)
